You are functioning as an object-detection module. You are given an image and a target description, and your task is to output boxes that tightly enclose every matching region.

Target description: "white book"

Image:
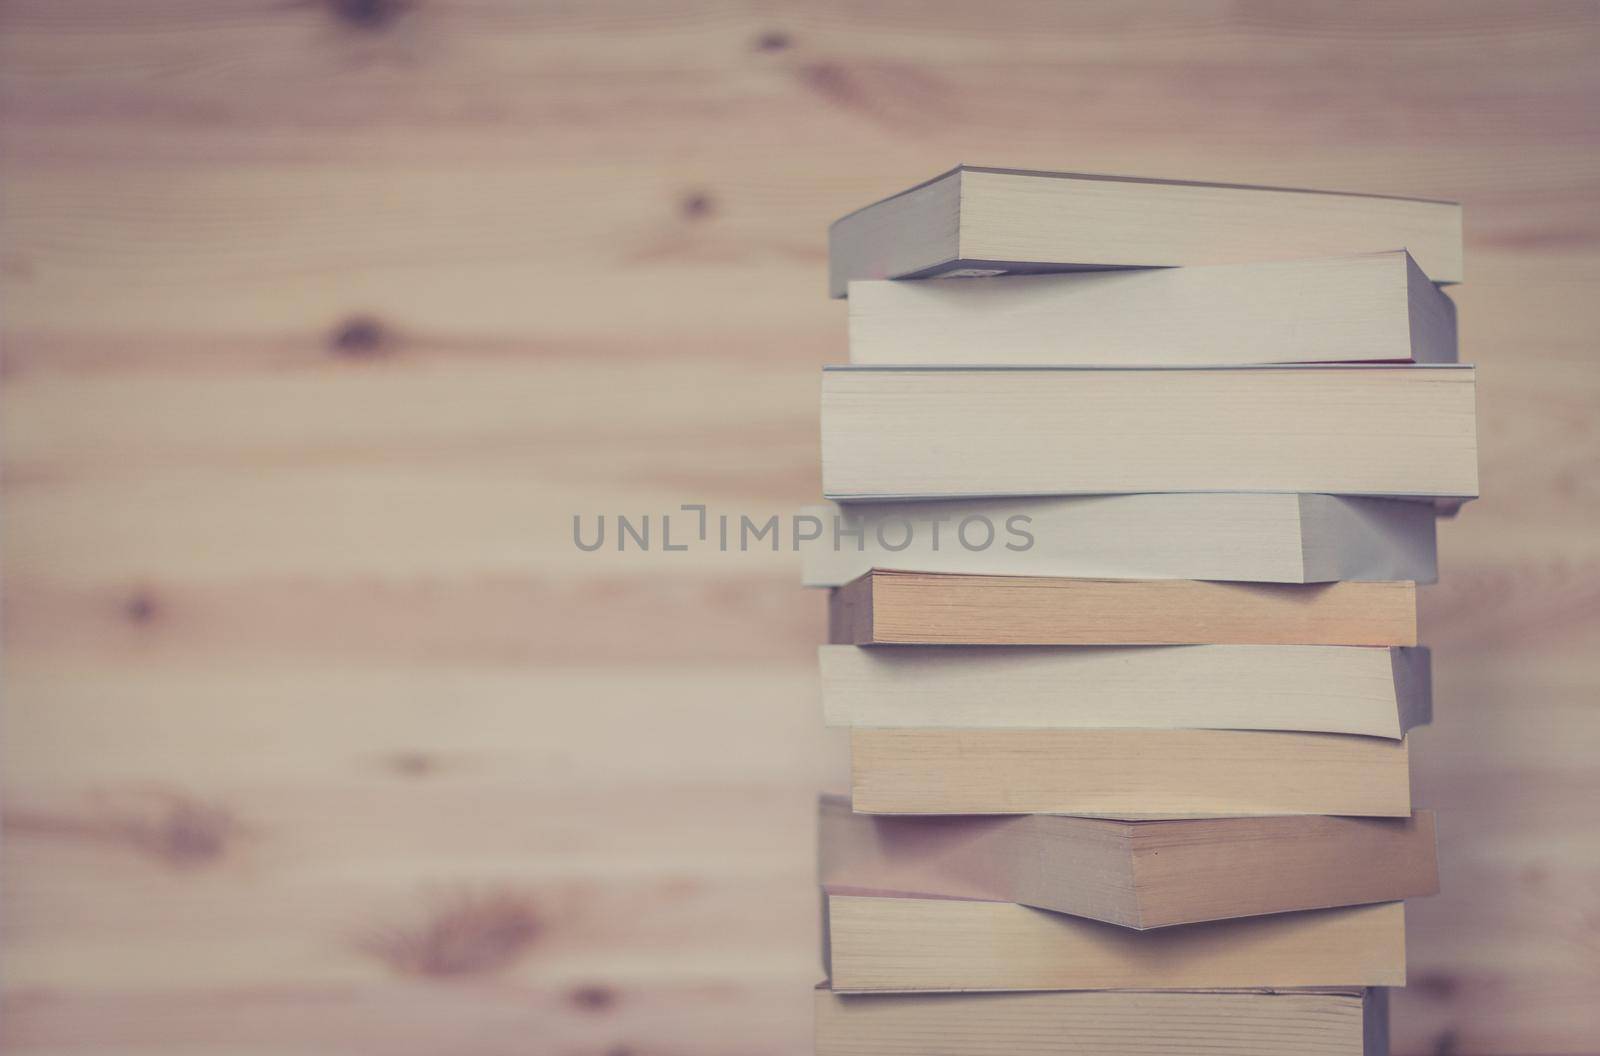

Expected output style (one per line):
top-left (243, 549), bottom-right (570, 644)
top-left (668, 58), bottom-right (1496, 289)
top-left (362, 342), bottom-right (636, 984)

top-left (821, 364), bottom-right (1479, 500)
top-left (828, 165), bottom-right (1463, 296)
top-left (800, 494), bottom-right (1437, 586)
top-left (848, 251), bottom-right (1456, 366)
top-left (819, 644), bottom-right (1431, 738)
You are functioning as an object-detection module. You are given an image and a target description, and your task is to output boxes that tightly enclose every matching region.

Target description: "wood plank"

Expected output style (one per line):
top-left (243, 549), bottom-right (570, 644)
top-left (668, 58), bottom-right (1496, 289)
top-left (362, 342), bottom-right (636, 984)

top-left (4, 1), bottom-right (1600, 1053)
top-left (1, 574), bottom-right (823, 667)
top-left (3, 2), bottom-right (1598, 175)
top-left (2, 981), bottom-right (814, 1056)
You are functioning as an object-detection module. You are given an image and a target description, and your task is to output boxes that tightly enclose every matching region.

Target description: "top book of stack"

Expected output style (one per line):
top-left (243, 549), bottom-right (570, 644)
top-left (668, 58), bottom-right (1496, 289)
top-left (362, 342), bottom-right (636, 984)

top-left (828, 165), bottom-right (1464, 297)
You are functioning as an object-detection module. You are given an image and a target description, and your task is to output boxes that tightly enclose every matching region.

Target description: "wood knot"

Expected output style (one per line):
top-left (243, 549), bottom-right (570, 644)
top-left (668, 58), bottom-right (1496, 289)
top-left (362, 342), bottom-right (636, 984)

top-left (386, 751), bottom-right (437, 778)
top-left (798, 62), bottom-right (853, 106)
top-left (330, 315), bottom-right (391, 358)
top-left (145, 797), bottom-right (235, 866)
top-left (328, 0), bottom-right (410, 30)
top-left (7, 790), bottom-right (239, 869)
top-left (359, 889), bottom-right (541, 977)
top-left (1411, 971), bottom-right (1461, 1000)
top-left (569, 983), bottom-right (617, 1011)
top-left (753, 29), bottom-right (792, 52)
top-left (679, 190), bottom-right (715, 221)
top-left (124, 590), bottom-right (158, 623)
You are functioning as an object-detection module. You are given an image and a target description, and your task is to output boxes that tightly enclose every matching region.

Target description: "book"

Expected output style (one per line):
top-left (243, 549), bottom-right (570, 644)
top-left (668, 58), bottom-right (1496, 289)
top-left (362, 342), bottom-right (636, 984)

top-left (848, 250), bottom-right (1456, 366)
top-left (815, 986), bottom-right (1389, 1056)
top-left (800, 494), bottom-right (1438, 587)
top-left (818, 796), bottom-right (1439, 929)
top-left (829, 571), bottom-right (1417, 647)
top-left (820, 644), bottom-right (1431, 738)
top-left (823, 893), bottom-right (1406, 990)
top-left (849, 728), bottom-right (1411, 816)
top-left (828, 165), bottom-right (1462, 296)
top-left (821, 364), bottom-right (1479, 500)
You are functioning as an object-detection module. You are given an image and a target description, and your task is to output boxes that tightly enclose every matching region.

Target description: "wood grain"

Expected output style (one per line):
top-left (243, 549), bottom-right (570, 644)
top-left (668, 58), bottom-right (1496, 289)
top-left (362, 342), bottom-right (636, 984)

top-left (3, 1), bottom-right (1599, 1053)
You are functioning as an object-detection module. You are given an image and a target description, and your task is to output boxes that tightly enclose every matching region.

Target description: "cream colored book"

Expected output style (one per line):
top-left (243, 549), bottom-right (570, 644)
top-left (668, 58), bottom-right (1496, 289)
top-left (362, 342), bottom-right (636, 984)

top-left (820, 644), bottom-right (1431, 737)
top-left (800, 494), bottom-right (1438, 586)
top-left (829, 572), bottom-right (1418, 647)
top-left (850, 728), bottom-right (1412, 816)
top-left (849, 250), bottom-right (1456, 366)
top-left (815, 986), bottom-right (1389, 1056)
top-left (828, 165), bottom-right (1462, 296)
top-left (821, 365), bottom-right (1479, 500)
top-left (818, 796), bottom-right (1439, 929)
top-left (823, 893), bottom-right (1406, 991)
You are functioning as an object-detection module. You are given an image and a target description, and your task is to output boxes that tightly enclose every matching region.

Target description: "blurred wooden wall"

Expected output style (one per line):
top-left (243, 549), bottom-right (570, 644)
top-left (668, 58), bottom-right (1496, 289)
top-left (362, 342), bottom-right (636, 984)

top-left (3, 2), bottom-right (1598, 1053)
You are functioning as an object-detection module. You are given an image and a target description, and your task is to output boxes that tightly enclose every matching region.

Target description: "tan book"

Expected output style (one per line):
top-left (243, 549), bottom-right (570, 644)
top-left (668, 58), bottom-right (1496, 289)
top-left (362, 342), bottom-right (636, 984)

top-left (821, 364), bottom-right (1479, 500)
top-left (849, 250), bottom-right (1455, 366)
top-left (828, 165), bottom-right (1462, 296)
top-left (850, 728), bottom-right (1411, 816)
top-left (800, 494), bottom-right (1439, 587)
top-left (816, 986), bottom-right (1389, 1056)
top-left (823, 893), bottom-right (1406, 991)
top-left (818, 796), bottom-right (1438, 929)
top-left (820, 644), bottom-right (1430, 737)
top-left (829, 571), bottom-right (1418, 647)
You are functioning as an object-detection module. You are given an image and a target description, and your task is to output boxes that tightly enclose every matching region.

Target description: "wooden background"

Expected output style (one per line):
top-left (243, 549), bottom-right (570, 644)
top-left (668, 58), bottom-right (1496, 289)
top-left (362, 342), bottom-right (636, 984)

top-left (3, 2), bottom-right (1598, 1053)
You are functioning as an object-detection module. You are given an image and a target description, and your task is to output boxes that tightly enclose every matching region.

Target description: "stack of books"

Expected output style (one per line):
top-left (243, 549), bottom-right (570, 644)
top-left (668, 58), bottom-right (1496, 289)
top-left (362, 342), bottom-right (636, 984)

top-left (804, 167), bottom-right (1477, 1055)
